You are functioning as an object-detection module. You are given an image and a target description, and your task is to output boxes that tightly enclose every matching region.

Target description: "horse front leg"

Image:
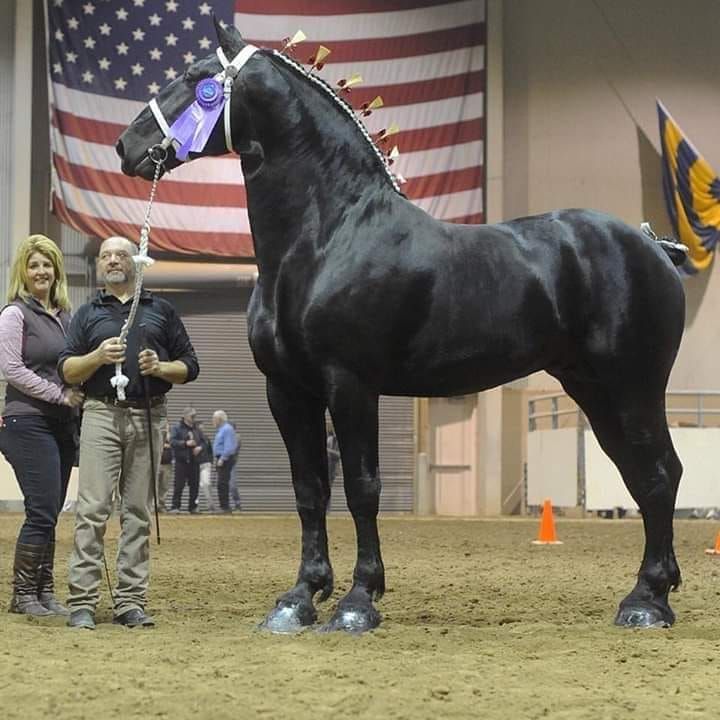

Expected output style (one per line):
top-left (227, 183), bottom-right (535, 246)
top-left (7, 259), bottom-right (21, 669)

top-left (320, 378), bottom-right (384, 633)
top-left (260, 378), bottom-right (333, 633)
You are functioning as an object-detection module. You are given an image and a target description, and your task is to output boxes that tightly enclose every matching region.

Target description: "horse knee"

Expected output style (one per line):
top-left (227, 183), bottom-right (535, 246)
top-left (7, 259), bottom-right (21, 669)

top-left (294, 480), bottom-right (330, 513)
top-left (345, 475), bottom-right (381, 515)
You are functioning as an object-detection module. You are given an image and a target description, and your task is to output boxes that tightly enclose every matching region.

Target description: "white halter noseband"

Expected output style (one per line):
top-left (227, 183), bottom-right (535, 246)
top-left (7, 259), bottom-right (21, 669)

top-left (148, 44), bottom-right (258, 157)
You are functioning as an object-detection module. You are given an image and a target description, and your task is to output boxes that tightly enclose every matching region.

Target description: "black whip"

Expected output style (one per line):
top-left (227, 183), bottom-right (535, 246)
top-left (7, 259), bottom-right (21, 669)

top-left (139, 322), bottom-right (161, 545)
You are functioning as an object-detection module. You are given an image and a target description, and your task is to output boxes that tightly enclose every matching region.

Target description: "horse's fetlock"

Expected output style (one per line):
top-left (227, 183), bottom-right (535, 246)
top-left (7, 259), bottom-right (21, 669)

top-left (300, 558), bottom-right (333, 594)
top-left (640, 562), bottom-right (674, 597)
top-left (353, 559), bottom-right (385, 597)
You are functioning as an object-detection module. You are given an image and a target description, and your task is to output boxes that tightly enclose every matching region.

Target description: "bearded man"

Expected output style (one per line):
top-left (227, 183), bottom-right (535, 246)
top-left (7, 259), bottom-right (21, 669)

top-left (59, 236), bottom-right (199, 629)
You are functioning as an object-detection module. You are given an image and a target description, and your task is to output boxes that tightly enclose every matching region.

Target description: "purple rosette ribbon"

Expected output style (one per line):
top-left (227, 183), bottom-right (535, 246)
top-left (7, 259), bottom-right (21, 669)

top-left (169, 78), bottom-right (226, 161)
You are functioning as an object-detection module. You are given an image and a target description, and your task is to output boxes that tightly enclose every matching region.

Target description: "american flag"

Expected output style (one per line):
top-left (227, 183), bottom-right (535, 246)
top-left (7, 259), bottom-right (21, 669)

top-left (47, 0), bottom-right (485, 258)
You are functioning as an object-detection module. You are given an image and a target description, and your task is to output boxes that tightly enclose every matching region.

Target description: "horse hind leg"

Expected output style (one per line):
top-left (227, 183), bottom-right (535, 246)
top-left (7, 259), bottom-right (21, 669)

top-left (559, 376), bottom-right (682, 627)
top-left (319, 372), bottom-right (384, 633)
top-left (613, 417), bottom-right (682, 628)
top-left (260, 378), bottom-right (334, 634)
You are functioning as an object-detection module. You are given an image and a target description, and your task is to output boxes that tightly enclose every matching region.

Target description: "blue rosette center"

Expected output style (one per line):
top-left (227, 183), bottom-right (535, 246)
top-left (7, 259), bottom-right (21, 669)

top-left (196, 78), bottom-right (223, 109)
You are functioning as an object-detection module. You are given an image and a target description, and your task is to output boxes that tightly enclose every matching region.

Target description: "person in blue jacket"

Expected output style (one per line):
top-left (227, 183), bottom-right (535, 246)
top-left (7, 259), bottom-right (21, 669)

top-left (212, 410), bottom-right (238, 513)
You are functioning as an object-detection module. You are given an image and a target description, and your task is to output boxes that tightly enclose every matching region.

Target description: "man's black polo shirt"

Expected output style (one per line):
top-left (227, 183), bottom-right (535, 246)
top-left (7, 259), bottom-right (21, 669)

top-left (58, 289), bottom-right (199, 400)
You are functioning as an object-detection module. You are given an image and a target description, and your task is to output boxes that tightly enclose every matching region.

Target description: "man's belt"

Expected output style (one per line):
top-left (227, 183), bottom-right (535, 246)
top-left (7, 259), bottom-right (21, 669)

top-left (89, 395), bottom-right (166, 409)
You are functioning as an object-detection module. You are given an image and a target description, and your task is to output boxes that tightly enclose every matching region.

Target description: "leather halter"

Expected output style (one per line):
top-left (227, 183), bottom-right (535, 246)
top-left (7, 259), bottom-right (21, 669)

top-left (148, 44), bottom-right (258, 158)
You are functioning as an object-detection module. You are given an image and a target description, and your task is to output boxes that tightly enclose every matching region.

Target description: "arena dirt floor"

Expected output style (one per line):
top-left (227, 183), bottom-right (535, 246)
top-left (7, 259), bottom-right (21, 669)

top-left (1, 514), bottom-right (719, 720)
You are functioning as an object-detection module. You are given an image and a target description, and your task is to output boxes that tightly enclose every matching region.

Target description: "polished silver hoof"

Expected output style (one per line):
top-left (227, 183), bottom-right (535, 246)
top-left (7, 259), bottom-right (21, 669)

top-left (259, 602), bottom-right (316, 634)
top-left (614, 602), bottom-right (674, 628)
top-left (318, 605), bottom-right (381, 634)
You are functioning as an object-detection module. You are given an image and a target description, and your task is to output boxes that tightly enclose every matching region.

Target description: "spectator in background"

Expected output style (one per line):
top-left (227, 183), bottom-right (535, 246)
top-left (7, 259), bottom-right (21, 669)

top-left (170, 407), bottom-right (201, 514)
top-left (229, 421), bottom-right (241, 511)
top-left (0, 235), bottom-right (83, 618)
top-left (212, 410), bottom-right (237, 514)
top-left (196, 420), bottom-right (215, 513)
top-left (156, 428), bottom-right (173, 512)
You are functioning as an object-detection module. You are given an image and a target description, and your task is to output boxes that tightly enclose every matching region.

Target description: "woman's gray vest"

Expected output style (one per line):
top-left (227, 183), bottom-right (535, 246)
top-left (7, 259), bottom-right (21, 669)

top-left (2, 298), bottom-right (71, 419)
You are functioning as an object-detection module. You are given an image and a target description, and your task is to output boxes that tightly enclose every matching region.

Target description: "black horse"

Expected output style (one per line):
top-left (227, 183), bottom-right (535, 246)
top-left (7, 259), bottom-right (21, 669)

top-left (118, 22), bottom-right (686, 633)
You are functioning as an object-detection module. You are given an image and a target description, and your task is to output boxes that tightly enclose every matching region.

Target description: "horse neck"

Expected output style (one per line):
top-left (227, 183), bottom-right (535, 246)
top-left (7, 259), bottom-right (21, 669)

top-left (240, 69), bottom-right (396, 275)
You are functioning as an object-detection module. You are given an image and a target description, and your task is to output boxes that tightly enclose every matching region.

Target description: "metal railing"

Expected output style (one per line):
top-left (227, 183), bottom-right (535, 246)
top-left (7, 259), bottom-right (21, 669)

top-left (526, 390), bottom-right (720, 515)
top-left (529, 390), bottom-right (720, 431)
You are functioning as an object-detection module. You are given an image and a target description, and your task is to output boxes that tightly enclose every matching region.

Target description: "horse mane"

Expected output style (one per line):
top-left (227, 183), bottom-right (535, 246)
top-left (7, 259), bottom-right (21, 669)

top-left (268, 50), bottom-right (404, 196)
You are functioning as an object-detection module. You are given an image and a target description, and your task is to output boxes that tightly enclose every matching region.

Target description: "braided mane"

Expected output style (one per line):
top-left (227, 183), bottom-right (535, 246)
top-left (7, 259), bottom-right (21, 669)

top-left (269, 50), bottom-right (403, 196)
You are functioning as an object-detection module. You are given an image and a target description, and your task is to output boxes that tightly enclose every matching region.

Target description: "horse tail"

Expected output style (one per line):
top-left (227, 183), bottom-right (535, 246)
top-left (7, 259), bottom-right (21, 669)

top-left (640, 221), bottom-right (688, 267)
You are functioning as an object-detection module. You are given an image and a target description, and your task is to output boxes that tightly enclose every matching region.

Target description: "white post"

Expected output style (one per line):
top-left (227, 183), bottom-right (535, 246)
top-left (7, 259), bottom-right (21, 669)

top-left (476, 388), bottom-right (503, 515)
top-left (415, 452), bottom-right (434, 515)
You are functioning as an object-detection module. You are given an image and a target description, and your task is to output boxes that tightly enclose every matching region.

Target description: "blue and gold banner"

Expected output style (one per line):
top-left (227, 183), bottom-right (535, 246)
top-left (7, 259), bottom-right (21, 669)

top-left (657, 100), bottom-right (720, 273)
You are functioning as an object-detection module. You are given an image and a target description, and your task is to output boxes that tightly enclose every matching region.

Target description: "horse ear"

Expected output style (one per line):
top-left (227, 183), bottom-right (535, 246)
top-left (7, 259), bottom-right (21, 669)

top-left (213, 15), bottom-right (245, 56)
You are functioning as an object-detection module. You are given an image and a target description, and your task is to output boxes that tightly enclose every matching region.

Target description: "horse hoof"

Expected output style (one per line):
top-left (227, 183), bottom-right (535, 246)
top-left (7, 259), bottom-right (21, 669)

top-left (259, 602), bottom-right (316, 634)
top-left (317, 605), bottom-right (382, 634)
top-left (614, 602), bottom-right (674, 628)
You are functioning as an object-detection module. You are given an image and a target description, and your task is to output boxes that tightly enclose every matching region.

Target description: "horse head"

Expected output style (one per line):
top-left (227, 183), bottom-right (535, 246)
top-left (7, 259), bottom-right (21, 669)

top-left (117, 21), bottom-right (267, 180)
top-left (118, 20), bottom-right (402, 200)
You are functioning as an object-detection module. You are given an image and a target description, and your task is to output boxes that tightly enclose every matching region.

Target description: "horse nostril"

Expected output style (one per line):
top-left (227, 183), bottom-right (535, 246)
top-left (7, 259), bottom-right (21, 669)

top-left (116, 138), bottom-right (125, 159)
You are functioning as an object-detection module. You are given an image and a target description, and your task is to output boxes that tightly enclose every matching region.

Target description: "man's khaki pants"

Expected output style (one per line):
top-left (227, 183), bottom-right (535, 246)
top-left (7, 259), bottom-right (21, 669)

top-left (67, 399), bottom-right (166, 614)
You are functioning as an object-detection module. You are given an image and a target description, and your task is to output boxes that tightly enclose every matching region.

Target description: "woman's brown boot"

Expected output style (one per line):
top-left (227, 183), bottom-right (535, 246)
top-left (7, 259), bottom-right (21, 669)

top-left (8, 542), bottom-right (54, 617)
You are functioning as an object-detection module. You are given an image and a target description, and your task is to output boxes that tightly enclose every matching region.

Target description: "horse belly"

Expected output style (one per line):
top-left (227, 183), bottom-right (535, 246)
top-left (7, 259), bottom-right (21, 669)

top-left (385, 343), bottom-right (554, 397)
top-left (381, 279), bottom-right (567, 396)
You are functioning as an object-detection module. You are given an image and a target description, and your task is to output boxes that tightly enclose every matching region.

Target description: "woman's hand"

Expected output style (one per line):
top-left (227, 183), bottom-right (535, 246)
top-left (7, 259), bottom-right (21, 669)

top-left (61, 387), bottom-right (85, 408)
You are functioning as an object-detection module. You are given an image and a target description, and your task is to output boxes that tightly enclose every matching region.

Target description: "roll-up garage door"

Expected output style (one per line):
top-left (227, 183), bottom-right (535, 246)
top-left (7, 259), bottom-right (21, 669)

top-left (156, 288), bottom-right (415, 513)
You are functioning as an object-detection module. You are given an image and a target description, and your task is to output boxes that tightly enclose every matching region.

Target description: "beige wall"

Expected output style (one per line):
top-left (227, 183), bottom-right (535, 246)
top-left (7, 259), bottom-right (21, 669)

top-left (431, 0), bottom-right (720, 514)
top-left (503, 0), bottom-right (720, 392)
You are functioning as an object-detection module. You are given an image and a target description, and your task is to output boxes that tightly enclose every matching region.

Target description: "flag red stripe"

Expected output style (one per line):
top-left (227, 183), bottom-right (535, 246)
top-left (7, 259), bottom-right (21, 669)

top-left (53, 108), bottom-right (125, 146)
top-left (53, 196), bottom-right (254, 258)
top-left (250, 24), bottom-right (485, 62)
top-left (396, 118), bottom-right (483, 152)
top-left (341, 71), bottom-right (484, 107)
top-left (54, 108), bottom-right (483, 157)
top-left (404, 165), bottom-right (483, 200)
top-left (54, 154), bottom-right (247, 207)
top-left (236, 0), bottom-right (466, 16)
top-left (447, 212), bottom-right (485, 225)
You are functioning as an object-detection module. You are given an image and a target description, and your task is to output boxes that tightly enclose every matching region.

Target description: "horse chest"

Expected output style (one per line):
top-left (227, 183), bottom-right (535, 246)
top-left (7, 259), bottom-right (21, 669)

top-left (247, 293), bottom-right (315, 380)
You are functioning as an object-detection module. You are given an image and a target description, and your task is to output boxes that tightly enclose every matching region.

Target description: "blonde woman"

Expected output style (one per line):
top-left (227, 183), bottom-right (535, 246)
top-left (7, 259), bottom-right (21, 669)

top-left (0, 235), bottom-right (83, 617)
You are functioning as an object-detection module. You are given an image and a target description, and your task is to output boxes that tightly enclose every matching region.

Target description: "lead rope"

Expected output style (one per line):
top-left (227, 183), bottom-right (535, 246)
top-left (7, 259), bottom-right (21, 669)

top-left (111, 146), bottom-right (167, 399)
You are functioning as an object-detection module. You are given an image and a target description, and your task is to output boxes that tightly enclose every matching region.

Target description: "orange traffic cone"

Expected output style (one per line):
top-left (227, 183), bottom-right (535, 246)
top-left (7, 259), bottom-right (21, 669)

top-left (531, 498), bottom-right (563, 545)
top-left (704, 531), bottom-right (720, 556)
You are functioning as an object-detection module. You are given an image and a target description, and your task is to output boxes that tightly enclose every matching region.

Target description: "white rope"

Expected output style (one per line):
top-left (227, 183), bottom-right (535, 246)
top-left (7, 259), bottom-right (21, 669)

top-left (110, 159), bottom-right (161, 399)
